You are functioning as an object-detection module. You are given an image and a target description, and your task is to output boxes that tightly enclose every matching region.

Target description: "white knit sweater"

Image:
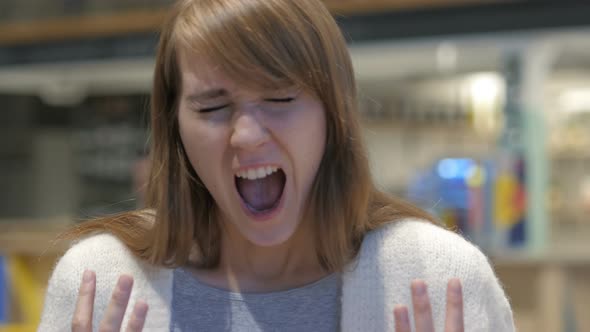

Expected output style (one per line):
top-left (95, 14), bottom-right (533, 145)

top-left (39, 219), bottom-right (515, 331)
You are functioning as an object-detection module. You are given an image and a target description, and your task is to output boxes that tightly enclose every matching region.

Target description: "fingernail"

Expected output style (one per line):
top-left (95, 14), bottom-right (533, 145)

top-left (449, 279), bottom-right (462, 295)
top-left (118, 275), bottom-right (133, 292)
top-left (402, 311), bottom-right (410, 324)
top-left (135, 301), bottom-right (148, 318)
top-left (83, 270), bottom-right (94, 283)
top-left (413, 281), bottom-right (427, 296)
top-left (398, 307), bottom-right (410, 324)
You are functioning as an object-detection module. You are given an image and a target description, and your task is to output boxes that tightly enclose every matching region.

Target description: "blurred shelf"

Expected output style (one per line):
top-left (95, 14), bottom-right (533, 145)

top-left (0, 218), bottom-right (72, 256)
top-left (550, 151), bottom-right (590, 161)
top-left (324, 0), bottom-right (492, 14)
top-left (0, 9), bottom-right (167, 45)
top-left (492, 250), bottom-right (590, 267)
top-left (0, 0), bottom-right (486, 45)
top-left (0, 0), bottom-right (558, 46)
top-left (491, 222), bottom-right (590, 268)
top-left (493, 251), bottom-right (590, 332)
top-left (1, 2), bottom-right (590, 66)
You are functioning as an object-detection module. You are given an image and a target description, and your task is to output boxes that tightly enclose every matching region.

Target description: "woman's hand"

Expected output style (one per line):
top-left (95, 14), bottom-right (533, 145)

top-left (71, 270), bottom-right (149, 332)
top-left (394, 278), bottom-right (464, 332)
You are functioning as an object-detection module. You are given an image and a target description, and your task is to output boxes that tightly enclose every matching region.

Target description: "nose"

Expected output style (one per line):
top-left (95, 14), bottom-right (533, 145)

top-left (230, 112), bottom-right (270, 151)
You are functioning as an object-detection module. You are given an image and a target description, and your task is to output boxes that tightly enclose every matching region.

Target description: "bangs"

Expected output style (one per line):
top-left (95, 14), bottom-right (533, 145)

top-left (172, 0), bottom-right (318, 92)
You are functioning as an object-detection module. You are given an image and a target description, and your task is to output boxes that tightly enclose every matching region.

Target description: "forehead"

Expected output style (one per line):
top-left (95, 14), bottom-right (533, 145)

top-left (177, 47), bottom-right (295, 97)
top-left (178, 50), bottom-right (236, 92)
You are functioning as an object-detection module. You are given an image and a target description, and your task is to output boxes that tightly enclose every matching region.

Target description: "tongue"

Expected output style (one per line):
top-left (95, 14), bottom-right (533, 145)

top-left (236, 171), bottom-right (285, 211)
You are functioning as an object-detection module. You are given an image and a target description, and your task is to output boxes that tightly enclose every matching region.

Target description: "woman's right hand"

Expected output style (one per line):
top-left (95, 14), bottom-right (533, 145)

top-left (71, 270), bottom-right (149, 332)
top-left (393, 279), bottom-right (464, 332)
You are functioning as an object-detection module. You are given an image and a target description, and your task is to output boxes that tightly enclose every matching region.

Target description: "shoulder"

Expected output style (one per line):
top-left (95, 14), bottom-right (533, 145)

top-left (365, 218), bottom-right (471, 249)
top-left (66, 232), bottom-right (132, 258)
top-left (40, 233), bottom-right (173, 331)
top-left (363, 218), bottom-right (487, 269)
top-left (359, 218), bottom-right (497, 292)
top-left (51, 233), bottom-right (145, 281)
top-left (341, 219), bottom-right (514, 331)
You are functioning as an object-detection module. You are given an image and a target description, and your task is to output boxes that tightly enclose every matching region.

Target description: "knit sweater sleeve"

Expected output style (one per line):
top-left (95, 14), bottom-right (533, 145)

top-left (38, 233), bottom-right (173, 332)
top-left (341, 219), bottom-right (515, 332)
top-left (469, 248), bottom-right (514, 331)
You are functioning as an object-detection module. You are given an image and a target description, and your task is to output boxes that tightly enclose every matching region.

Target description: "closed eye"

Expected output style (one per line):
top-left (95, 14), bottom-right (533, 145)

top-left (265, 97), bottom-right (295, 103)
top-left (200, 104), bottom-right (230, 113)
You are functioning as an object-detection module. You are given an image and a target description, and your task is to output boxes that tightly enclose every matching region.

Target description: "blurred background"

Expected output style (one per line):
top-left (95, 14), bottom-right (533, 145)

top-left (0, 0), bottom-right (589, 331)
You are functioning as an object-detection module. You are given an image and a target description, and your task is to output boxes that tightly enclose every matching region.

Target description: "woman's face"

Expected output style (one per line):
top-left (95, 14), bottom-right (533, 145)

top-left (177, 54), bottom-right (326, 246)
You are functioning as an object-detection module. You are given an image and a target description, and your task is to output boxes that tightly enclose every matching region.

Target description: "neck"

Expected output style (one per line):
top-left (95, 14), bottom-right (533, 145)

top-left (213, 219), bottom-right (327, 292)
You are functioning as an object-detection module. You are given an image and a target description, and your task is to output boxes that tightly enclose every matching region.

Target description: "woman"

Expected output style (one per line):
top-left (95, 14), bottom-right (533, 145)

top-left (39, 0), bottom-right (514, 331)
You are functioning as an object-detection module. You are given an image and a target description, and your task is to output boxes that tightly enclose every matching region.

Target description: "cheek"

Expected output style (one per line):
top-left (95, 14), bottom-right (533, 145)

top-left (278, 106), bottom-right (326, 175)
top-left (312, 112), bottom-right (327, 157)
top-left (300, 106), bottom-right (327, 160)
top-left (178, 114), bottom-right (227, 179)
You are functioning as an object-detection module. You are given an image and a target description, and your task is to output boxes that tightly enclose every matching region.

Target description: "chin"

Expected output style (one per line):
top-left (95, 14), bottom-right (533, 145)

top-left (241, 223), bottom-right (298, 247)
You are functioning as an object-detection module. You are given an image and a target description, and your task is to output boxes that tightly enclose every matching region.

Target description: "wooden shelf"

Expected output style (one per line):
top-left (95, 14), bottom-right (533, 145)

top-left (0, 0), bottom-right (504, 45)
top-left (494, 260), bottom-right (590, 332)
top-left (492, 247), bottom-right (590, 267)
top-left (0, 219), bottom-right (72, 256)
top-left (0, 9), bottom-right (167, 46)
top-left (325, 0), bottom-right (495, 14)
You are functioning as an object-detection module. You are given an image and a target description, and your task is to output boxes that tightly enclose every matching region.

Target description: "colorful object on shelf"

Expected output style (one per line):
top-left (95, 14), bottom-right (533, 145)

top-left (407, 155), bottom-right (528, 251)
top-left (493, 154), bottom-right (526, 233)
top-left (494, 168), bottom-right (519, 228)
top-left (0, 256), bottom-right (7, 323)
top-left (0, 256), bottom-right (43, 332)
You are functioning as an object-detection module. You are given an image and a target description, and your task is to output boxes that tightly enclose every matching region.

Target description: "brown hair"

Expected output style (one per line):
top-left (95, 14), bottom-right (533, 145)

top-left (67, 0), bottom-right (435, 271)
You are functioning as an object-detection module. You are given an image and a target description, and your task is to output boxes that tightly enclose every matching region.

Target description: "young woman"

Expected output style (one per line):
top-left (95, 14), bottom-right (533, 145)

top-left (39, 0), bottom-right (514, 331)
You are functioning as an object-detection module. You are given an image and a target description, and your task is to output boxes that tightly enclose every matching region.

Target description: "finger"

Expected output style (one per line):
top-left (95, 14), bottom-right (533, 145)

top-left (411, 280), bottom-right (435, 332)
top-left (444, 278), bottom-right (464, 332)
top-left (72, 269), bottom-right (96, 332)
top-left (99, 274), bottom-right (134, 332)
top-left (125, 300), bottom-right (149, 332)
top-left (393, 305), bottom-right (411, 332)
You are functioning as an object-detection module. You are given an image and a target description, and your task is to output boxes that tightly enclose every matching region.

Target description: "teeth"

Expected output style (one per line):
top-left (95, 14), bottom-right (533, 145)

top-left (236, 166), bottom-right (279, 180)
top-left (256, 168), bottom-right (266, 178)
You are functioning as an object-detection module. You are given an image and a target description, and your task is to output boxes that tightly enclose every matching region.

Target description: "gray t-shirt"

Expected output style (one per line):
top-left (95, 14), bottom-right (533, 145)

top-left (170, 267), bottom-right (341, 331)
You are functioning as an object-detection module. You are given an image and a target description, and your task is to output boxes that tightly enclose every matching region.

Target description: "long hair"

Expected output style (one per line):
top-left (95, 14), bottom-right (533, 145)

top-left (66, 0), bottom-right (435, 271)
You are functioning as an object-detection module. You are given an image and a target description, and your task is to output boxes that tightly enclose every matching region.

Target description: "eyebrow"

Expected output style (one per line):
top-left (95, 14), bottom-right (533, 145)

top-left (185, 88), bottom-right (230, 103)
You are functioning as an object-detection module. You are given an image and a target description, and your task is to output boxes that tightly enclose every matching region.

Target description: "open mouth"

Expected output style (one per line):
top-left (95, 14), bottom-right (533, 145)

top-left (235, 166), bottom-right (286, 215)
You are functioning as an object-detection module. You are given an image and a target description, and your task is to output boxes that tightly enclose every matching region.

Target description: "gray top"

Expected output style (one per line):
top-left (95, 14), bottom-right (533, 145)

top-left (170, 267), bottom-right (341, 331)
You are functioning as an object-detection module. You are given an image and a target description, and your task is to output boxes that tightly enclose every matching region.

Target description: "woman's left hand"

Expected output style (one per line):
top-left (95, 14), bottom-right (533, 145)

top-left (393, 278), bottom-right (464, 332)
